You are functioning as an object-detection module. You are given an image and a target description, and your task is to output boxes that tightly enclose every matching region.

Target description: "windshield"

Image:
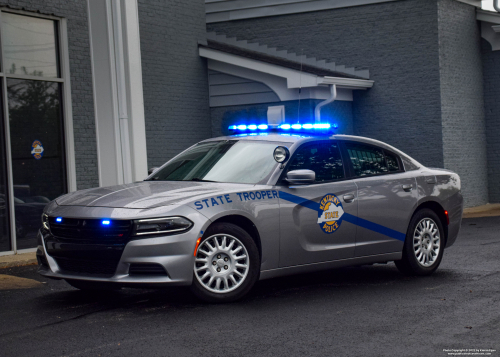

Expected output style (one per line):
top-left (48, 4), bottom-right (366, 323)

top-left (148, 140), bottom-right (280, 184)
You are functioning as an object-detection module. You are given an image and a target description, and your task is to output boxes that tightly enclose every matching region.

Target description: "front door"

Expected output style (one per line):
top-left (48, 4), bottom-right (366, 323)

top-left (278, 140), bottom-right (358, 267)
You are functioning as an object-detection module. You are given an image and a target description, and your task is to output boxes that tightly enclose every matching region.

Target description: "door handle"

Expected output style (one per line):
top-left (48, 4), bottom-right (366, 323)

top-left (343, 194), bottom-right (355, 203)
top-left (402, 184), bottom-right (413, 192)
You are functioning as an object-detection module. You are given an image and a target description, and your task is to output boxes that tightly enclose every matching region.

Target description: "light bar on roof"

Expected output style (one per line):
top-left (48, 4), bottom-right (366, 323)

top-left (228, 123), bottom-right (337, 133)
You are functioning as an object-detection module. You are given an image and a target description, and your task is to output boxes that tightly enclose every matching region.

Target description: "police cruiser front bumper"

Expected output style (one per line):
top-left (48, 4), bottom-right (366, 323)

top-left (36, 208), bottom-right (209, 286)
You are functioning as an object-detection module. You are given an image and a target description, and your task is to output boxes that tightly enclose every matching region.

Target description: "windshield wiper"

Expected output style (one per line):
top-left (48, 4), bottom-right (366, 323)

top-left (188, 178), bottom-right (218, 183)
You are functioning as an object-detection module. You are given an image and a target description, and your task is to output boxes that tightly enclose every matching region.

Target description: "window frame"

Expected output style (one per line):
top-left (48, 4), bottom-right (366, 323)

top-left (278, 139), bottom-right (348, 186)
top-left (340, 140), bottom-right (405, 180)
top-left (0, 8), bottom-right (75, 255)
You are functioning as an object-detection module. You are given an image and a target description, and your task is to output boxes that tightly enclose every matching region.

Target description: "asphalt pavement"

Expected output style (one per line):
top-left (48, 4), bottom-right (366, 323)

top-left (1, 217), bottom-right (499, 357)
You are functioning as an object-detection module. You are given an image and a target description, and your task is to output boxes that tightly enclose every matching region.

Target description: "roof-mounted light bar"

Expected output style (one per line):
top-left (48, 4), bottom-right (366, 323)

top-left (229, 124), bottom-right (269, 131)
top-left (228, 123), bottom-right (337, 133)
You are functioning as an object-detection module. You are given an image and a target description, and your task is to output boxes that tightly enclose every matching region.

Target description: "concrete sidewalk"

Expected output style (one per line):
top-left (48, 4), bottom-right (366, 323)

top-left (462, 203), bottom-right (500, 218)
top-left (0, 252), bottom-right (37, 270)
top-left (1, 203), bottom-right (499, 269)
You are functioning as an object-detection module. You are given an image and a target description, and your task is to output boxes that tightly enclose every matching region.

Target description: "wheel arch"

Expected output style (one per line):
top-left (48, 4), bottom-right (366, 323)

top-left (208, 215), bottom-right (262, 260)
top-left (411, 200), bottom-right (449, 246)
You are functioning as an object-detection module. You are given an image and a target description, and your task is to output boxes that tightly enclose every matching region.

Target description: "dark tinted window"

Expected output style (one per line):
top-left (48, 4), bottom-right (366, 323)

top-left (346, 143), bottom-right (388, 177)
top-left (287, 141), bottom-right (344, 182)
top-left (386, 151), bottom-right (400, 172)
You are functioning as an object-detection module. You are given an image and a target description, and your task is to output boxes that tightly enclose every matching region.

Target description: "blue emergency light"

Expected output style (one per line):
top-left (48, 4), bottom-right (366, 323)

top-left (229, 124), bottom-right (269, 131)
top-left (102, 220), bottom-right (111, 226)
top-left (228, 123), bottom-right (337, 133)
top-left (56, 217), bottom-right (62, 223)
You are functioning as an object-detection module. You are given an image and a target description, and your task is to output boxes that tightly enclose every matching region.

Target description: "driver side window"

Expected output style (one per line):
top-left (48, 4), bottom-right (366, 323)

top-left (287, 141), bottom-right (345, 183)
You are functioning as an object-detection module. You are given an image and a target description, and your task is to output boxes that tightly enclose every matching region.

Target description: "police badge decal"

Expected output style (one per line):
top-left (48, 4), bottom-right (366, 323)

top-left (317, 193), bottom-right (345, 234)
top-left (31, 140), bottom-right (44, 160)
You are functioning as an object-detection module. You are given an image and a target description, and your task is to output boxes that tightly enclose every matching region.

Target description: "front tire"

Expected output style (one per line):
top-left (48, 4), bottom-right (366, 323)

top-left (191, 222), bottom-right (260, 303)
top-left (395, 208), bottom-right (445, 276)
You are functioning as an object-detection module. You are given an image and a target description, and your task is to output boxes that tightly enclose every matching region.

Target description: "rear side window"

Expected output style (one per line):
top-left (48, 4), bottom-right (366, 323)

top-left (287, 141), bottom-right (344, 182)
top-left (385, 151), bottom-right (400, 172)
top-left (346, 143), bottom-right (389, 177)
top-left (402, 156), bottom-right (419, 171)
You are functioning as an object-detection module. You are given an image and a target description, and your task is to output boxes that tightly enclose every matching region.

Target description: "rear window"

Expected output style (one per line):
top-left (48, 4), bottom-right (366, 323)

top-left (346, 143), bottom-right (388, 177)
top-left (345, 143), bottom-right (403, 177)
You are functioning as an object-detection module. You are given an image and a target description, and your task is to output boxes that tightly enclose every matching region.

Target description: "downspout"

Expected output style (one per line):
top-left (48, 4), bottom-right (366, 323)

top-left (495, 0), bottom-right (500, 12)
top-left (314, 84), bottom-right (337, 123)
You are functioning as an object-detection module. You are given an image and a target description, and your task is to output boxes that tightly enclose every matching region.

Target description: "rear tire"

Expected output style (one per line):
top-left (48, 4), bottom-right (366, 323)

top-left (190, 222), bottom-right (260, 303)
top-left (65, 279), bottom-right (121, 291)
top-left (395, 208), bottom-right (445, 276)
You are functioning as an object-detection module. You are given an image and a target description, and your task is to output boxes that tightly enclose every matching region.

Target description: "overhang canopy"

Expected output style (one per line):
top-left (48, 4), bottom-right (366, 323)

top-left (477, 9), bottom-right (500, 51)
top-left (199, 32), bottom-right (374, 107)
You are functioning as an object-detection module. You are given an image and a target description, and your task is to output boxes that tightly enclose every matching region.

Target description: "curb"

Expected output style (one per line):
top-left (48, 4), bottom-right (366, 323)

top-left (463, 203), bottom-right (500, 219)
top-left (0, 253), bottom-right (37, 269)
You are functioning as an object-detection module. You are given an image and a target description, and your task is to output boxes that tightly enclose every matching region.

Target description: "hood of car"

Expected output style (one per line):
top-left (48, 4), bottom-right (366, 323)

top-left (55, 181), bottom-right (250, 209)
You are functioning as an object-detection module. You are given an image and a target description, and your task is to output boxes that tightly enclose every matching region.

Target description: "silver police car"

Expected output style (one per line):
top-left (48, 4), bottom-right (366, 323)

top-left (37, 132), bottom-right (463, 302)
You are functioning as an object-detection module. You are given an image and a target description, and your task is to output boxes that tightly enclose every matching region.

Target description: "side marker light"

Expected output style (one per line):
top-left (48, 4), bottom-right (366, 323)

top-left (194, 237), bottom-right (202, 257)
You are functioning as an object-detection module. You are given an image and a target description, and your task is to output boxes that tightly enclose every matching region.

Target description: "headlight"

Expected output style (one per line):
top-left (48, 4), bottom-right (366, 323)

top-left (42, 213), bottom-right (49, 230)
top-left (133, 216), bottom-right (193, 236)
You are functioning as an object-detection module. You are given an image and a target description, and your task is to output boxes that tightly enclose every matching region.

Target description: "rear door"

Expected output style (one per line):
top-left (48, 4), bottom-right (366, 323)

top-left (278, 140), bottom-right (358, 267)
top-left (343, 142), bottom-right (417, 257)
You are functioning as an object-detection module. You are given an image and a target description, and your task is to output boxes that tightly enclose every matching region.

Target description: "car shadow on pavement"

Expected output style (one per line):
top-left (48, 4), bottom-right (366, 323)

top-left (32, 262), bottom-right (459, 313)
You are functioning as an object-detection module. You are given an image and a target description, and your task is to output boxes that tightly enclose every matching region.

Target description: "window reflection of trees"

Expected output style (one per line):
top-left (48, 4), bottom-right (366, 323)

top-left (7, 78), bottom-right (65, 249)
top-left (386, 152), bottom-right (400, 172)
top-left (347, 144), bottom-right (388, 177)
top-left (8, 78), bottom-right (61, 167)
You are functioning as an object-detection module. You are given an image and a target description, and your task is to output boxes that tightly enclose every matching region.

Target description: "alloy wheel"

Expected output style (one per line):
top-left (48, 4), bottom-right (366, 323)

top-left (413, 218), bottom-right (441, 267)
top-left (194, 234), bottom-right (250, 294)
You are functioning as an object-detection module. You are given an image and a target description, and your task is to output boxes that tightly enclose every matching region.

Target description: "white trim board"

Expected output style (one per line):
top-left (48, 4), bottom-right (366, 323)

top-left (477, 9), bottom-right (500, 25)
top-left (87, 0), bottom-right (148, 186)
top-left (205, 0), bottom-right (480, 23)
top-left (205, 0), bottom-right (399, 23)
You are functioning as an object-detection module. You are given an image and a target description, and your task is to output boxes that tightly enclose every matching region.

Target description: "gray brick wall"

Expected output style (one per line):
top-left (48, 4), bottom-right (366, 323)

top-left (208, 0), bottom-right (444, 169)
top-left (211, 99), bottom-right (353, 137)
top-left (209, 0), bottom-right (489, 207)
top-left (482, 38), bottom-right (500, 203)
top-left (438, 0), bottom-right (488, 207)
top-left (138, 0), bottom-right (211, 168)
top-left (0, 0), bottom-right (98, 190)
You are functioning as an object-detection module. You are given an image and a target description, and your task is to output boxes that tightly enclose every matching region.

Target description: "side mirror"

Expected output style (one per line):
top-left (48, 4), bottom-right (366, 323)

top-left (148, 167), bottom-right (160, 175)
top-left (284, 169), bottom-right (315, 185)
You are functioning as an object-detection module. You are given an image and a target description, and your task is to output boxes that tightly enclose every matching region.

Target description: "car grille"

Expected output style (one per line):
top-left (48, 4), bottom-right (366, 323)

top-left (54, 257), bottom-right (119, 277)
top-left (129, 263), bottom-right (168, 276)
top-left (48, 217), bottom-right (132, 243)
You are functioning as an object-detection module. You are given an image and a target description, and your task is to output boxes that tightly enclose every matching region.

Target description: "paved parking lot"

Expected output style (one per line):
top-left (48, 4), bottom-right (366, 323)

top-left (1, 217), bottom-right (499, 357)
